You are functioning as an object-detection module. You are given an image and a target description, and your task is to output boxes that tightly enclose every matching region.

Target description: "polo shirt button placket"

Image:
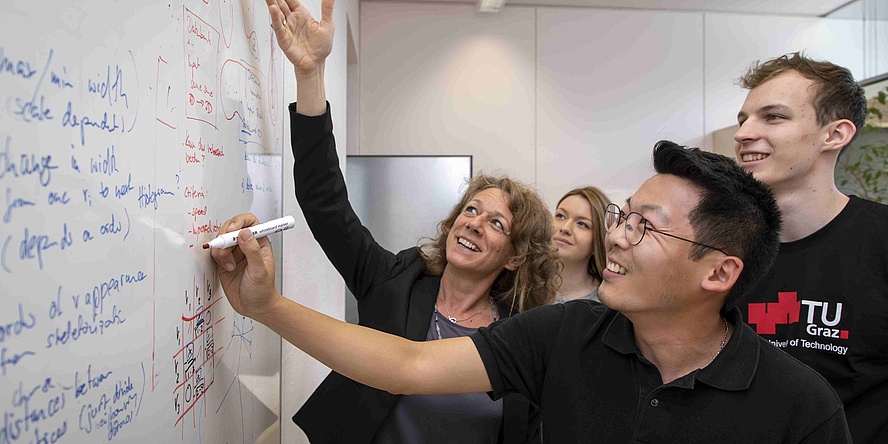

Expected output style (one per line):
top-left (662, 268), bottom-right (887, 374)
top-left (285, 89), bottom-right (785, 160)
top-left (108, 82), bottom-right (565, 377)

top-left (650, 399), bottom-right (660, 407)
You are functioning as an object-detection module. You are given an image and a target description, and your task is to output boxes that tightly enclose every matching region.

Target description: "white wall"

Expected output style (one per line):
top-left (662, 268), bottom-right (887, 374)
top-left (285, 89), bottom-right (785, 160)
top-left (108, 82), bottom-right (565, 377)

top-left (280, 0), bottom-right (351, 442)
top-left (863, 1), bottom-right (888, 77)
top-left (357, 2), bottom-right (867, 209)
top-left (829, 0), bottom-right (888, 78)
top-left (536, 8), bottom-right (704, 206)
top-left (359, 3), bottom-right (537, 181)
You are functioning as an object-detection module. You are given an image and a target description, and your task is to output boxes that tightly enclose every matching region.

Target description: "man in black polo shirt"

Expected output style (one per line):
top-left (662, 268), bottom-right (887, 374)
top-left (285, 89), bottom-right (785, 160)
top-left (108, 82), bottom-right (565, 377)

top-left (213, 141), bottom-right (850, 442)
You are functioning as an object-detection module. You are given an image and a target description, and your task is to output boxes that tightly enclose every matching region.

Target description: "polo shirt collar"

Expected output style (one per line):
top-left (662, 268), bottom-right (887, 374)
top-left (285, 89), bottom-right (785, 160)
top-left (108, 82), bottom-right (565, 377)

top-left (601, 307), bottom-right (760, 391)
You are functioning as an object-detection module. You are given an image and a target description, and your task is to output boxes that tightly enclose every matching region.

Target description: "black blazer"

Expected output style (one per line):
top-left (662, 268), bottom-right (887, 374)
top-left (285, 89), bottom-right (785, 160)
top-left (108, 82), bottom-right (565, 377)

top-left (289, 103), bottom-right (541, 443)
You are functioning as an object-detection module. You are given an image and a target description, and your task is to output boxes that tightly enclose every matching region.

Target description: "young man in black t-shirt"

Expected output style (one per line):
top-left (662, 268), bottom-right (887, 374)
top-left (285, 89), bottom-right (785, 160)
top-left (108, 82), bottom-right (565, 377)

top-left (734, 53), bottom-right (888, 444)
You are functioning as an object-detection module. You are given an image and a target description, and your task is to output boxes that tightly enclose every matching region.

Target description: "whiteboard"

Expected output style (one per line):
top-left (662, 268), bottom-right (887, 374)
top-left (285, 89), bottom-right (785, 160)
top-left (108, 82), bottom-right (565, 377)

top-left (1, 1), bottom-right (283, 443)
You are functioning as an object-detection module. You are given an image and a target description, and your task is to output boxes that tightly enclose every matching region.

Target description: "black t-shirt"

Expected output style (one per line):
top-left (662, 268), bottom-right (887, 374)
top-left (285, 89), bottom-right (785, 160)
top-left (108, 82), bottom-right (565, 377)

top-left (741, 196), bottom-right (888, 443)
top-left (472, 302), bottom-right (850, 443)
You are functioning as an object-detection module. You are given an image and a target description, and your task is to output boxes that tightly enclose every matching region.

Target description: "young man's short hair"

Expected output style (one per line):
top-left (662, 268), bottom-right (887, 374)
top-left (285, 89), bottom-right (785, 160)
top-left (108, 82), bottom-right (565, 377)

top-left (739, 52), bottom-right (867, 145)
top-left (652, 141), bottom-right (782, 308)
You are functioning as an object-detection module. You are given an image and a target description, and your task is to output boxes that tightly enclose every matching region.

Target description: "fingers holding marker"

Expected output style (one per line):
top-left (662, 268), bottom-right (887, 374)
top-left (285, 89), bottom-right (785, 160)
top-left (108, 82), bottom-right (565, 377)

top-left (209, 216), bottom-right (234, 269)
top-left (210, 241), bottom-right (236, 272)
top-left (219, 214), bottom-right (257, 234)
top-left (207, 214), bottom-right (293, 273)
top-left (210, 214), bottom-right (258, 271)
top-left (238, 228), bottom-right (259, 258)
top-left (210, 237), bottom-right (239, 272)
top-left (236, 228), bottom-right (269, 284)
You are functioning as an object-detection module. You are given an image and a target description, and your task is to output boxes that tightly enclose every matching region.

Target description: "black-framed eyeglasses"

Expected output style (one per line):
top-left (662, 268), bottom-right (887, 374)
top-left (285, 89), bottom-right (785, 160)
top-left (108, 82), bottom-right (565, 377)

top-left (604, 204), bottom-right (728, 255)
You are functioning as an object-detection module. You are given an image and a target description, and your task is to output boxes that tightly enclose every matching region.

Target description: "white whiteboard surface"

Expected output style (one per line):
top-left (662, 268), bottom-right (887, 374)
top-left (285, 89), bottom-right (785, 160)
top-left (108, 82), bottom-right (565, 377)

top-left (1, 1), bottom-right (283, 443)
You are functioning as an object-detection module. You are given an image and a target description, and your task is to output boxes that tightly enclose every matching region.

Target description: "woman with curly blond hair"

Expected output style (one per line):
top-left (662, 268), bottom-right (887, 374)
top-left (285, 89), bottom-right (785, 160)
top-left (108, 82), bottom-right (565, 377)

top-left (290, 165), bottom-right (555, 443)
top-left (421, 174), bottom-right (560, 314)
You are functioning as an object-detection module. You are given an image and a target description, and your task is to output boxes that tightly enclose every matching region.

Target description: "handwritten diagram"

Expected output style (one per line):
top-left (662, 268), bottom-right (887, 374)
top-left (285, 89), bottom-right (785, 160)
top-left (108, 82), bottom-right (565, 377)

top-left (1, 1), bottom-right (283, 443)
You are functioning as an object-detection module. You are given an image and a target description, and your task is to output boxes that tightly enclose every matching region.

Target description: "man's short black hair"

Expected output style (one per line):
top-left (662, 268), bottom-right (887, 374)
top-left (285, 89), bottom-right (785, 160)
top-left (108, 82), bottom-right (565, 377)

top-left (653, 140), bottom-right (781, 308)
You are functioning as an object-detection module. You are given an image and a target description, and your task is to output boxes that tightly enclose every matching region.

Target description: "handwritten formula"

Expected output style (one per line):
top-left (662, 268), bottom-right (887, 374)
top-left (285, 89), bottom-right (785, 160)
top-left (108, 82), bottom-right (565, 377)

top-left (2, 1), bottom-right (283, 443)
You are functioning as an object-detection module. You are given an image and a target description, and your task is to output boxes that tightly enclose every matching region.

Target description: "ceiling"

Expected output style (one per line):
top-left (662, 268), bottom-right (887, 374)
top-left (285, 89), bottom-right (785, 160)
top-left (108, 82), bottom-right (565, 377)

top-left (363, 0), bottom-right (858, 18)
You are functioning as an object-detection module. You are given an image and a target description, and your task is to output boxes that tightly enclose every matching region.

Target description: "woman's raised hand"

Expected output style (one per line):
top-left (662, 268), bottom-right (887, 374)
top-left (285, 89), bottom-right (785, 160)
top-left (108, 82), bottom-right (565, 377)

top-left (267, 0), bottom-right (335, 76)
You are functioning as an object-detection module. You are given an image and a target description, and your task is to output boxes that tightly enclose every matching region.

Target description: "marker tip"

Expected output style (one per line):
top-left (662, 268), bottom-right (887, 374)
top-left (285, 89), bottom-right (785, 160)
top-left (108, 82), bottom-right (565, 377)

top-left (202, 243), bottom-right (210, 249)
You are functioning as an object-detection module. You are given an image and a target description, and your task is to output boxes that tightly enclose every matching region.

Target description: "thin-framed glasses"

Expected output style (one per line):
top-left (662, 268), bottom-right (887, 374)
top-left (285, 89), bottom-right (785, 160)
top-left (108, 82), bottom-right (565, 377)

top-left (604, 203), bottom-right (728, 255)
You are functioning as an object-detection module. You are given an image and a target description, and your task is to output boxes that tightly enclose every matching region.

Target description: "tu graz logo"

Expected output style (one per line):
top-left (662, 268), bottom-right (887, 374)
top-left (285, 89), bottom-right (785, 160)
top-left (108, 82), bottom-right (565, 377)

top-left (747, 291), bottom-right (849, 340)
